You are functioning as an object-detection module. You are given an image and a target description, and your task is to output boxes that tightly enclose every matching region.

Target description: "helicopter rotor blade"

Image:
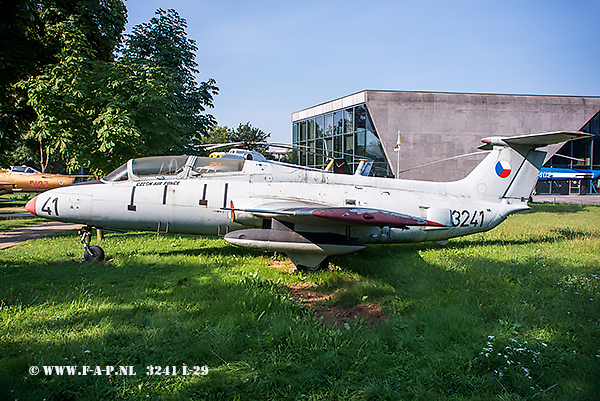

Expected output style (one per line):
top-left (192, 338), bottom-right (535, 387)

top-left (198, 142), bottom-right (247, 151)
top-left (198, 140), bottom-right (370, 162)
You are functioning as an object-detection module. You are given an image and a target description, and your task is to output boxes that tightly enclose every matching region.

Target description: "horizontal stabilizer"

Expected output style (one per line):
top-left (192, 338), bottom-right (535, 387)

top-left (479, 131), bottom-right (591, 150)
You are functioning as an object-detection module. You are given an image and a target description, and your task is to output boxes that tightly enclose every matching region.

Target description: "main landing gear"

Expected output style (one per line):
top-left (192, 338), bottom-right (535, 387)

top-left (78, 226), bottom-right (105, 261)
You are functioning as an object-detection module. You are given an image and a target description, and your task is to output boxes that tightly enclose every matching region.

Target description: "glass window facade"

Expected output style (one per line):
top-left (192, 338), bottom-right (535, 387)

top-left (546, 111), bottom-right (600, 170)
top-left (292, 104), bottom-right (393, 177)
top-left (538, 110), bottom-right (600, 195)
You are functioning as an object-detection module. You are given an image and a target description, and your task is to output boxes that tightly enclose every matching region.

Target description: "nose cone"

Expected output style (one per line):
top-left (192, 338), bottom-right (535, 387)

top-left (25, 196), bottom-right (37, 215)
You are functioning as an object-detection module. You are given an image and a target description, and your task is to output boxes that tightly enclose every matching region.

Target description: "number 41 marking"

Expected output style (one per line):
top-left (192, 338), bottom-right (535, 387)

top-left (41, 197), bottom-right (59, 216)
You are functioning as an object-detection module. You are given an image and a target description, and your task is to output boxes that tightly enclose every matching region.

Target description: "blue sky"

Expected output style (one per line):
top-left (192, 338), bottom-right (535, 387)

top-left (124, 0), bottom-right (600, 143)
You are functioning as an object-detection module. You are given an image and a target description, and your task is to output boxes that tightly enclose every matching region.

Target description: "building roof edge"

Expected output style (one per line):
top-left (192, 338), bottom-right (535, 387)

top-left (291, 90), bottom-right (600, 122)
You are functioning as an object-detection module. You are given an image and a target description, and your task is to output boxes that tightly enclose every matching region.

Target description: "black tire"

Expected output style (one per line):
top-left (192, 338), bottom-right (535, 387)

top-left (84, 245), bottom-right (105, 261)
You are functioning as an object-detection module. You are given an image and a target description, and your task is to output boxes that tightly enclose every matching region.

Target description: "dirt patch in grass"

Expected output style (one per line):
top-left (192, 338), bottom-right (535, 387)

top-left (270, 259), bottom-right (299, 274)
top-left (288, 281), bottom-right (386, 327)
top-left (269, 259), bottom-right (387, 327)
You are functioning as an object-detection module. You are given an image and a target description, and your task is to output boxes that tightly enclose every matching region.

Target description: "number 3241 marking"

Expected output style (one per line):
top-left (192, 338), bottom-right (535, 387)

top-left (451, 210), bottom-right (484, 227)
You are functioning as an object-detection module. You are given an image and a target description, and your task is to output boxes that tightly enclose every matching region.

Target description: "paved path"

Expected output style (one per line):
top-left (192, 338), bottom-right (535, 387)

top-left (0, 213), bottom-right (32, 219)
top-left (532, 194), bottom-right (600, 206)
top-left (0, 222), bottom-right (82, 249)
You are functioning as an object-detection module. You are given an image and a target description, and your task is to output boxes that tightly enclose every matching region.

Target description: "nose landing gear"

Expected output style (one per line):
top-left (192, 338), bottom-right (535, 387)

top-left (78, 226), bottom-right (105, 261)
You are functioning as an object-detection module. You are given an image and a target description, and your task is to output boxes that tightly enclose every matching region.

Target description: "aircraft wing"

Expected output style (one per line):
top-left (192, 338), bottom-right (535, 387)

top-left (226, 201), bottom-right (446, 228)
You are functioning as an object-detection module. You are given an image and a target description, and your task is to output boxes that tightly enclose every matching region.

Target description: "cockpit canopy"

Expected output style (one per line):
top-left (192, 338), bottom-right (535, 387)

top-left (191, 156), bottom-right (244, 175)
top-left (133, 156), bottom-right (189, 178)
top-left (102, 155), bottom-right (245, 182)
top-left (9, 166), bottom-right (41, 174)
top-left (102, 163), bottom-right (129, 182)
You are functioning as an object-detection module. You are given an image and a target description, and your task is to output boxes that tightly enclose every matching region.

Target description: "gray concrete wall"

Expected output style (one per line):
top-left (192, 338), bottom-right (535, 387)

top-left (366, 91), bottom-right (600, 181)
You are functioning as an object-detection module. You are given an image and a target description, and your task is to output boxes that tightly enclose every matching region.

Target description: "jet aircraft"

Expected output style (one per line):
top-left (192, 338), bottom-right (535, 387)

top-left (538, 167), bottom-right (600, 181)
top-left (0, 165), bottom-right (87, 196)
top-left (25, 131), bottom-right (590, 270)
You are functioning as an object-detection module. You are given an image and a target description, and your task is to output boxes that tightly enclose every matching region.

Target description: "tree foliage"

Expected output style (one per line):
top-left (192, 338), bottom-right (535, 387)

top-left (0, 0), bottom-right (127, 168)
top-left (203, 122), bottom-right (272, 158)
top-left (120, 9), bottom-right (218, 154)
top-left (203, 126), bottom-right (231, 147)
top-left (4, 5), bottom-right (218, 175)
top-left (230, 122), bottom-right (271, 155)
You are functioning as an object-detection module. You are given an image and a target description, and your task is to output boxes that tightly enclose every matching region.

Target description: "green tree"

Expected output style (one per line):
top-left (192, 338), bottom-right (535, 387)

top-left (197, 122), bottom-right (275, 159)
top-left (13, 7), bottom-right (218, 175)
top-left (0, 0), bottom-right (41, 166)
top-left (120, 9), bottom-right (218, 153)
top-left (230, 122), bottom-right (271, 156)
top-left (230, 122), bottom-right (270, 143)
top-left (0, 0), bottom-right (127, 169)
top-left (200, 123), bottom-right (273, 158)
top-left (16, 19), bottom-right (94, 172)
top-left (203, 126), bottom-right (232, 144)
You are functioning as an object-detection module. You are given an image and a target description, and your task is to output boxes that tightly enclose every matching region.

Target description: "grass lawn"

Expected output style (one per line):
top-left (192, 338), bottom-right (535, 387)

top-left (0, 204), bottom-right (599, 400)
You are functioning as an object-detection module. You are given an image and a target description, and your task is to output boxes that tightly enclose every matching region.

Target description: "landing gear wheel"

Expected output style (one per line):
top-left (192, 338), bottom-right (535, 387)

top-left (84, 245), bottom-right (105, 261)
top-left (79, 226), bottom-right (105, 262)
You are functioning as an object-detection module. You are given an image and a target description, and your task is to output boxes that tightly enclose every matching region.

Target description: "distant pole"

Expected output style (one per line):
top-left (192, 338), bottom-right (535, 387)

top-left (394, 131), bottom-right (401, 179)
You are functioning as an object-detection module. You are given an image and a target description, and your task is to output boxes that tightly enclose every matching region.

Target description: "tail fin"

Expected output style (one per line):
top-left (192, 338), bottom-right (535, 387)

top-left (457, 131), bottom-right (591, 200)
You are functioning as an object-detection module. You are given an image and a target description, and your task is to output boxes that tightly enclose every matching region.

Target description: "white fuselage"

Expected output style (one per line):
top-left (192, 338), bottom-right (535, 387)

top-left (31, 158), bottom-right (527, 244)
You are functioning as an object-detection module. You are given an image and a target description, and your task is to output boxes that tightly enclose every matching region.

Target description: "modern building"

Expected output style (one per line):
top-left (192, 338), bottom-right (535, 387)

top-left (291, 90), bottom-right (600, 194)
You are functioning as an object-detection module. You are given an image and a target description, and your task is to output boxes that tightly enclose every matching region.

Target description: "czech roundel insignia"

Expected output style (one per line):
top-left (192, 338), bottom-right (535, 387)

top-left (495, 160), bottom-right (511, 178)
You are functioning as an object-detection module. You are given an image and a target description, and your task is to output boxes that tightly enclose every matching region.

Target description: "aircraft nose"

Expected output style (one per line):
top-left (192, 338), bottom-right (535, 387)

top-left (25, 196), bottom-right (37, 215)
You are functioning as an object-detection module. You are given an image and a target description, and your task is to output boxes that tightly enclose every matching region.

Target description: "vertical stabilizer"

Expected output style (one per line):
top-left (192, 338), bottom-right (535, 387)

top-left (454, 131), bottom-right (590, 200)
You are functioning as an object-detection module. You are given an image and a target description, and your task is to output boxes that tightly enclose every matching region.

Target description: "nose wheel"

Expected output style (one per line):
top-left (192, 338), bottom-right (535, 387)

top-left (78, 226), bottom-right (105, 261)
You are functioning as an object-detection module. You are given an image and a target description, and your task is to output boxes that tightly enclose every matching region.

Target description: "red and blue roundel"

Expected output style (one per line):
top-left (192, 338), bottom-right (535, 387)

top-left (495, 160), bottom-right (511, 178)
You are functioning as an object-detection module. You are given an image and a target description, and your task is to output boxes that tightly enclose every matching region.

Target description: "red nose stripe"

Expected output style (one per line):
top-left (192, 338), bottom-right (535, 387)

top-left (25, 197), bottom-right (37, 215)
